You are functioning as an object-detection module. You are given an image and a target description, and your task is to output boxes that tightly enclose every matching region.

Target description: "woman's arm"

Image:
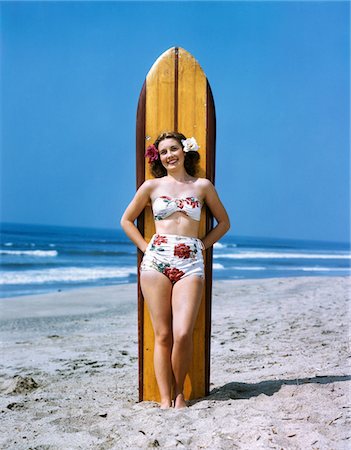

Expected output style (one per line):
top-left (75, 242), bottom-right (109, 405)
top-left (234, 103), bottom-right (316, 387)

top-left (200, 179), bottom-right (230, 250)
top-left (120, 180), bottom-right (154, 252)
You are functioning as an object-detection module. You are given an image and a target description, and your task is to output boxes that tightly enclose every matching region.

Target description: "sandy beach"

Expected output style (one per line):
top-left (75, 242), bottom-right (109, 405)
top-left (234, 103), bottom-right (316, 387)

top-left (0, 276), bottom-right (350, 449)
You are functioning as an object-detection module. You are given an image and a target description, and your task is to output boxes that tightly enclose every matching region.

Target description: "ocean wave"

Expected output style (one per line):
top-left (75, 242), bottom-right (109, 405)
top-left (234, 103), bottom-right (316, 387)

top-left (65, 249), bottom-right (133, 257)
top-left (0, 266), bottom-right (137, 284)
top-left (214, 242), bottom-right (238, 249)
top-left (0, 250), bottom-right (58, 257)
top-left (213, 263), bottom-right (225, 270)
top-left (224, 266), bottom-right (350, 272)
top-left (213, 242), bottom-right (226, 249)
top-left (214, 251), bottom-right (351, 260)
top-left (213, 264), bottom-right (266, 271)
top-left (298, 267), bottom-right (350, 272)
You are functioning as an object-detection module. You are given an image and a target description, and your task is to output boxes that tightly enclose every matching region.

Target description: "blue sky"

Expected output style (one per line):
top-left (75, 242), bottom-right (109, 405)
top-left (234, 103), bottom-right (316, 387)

top-left (1, 1), bottom-right (349, 243)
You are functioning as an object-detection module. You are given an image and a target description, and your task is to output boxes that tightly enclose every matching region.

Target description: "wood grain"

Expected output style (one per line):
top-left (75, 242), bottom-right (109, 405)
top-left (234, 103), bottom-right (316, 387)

top-left (136, 47), bottom-right (216, 401)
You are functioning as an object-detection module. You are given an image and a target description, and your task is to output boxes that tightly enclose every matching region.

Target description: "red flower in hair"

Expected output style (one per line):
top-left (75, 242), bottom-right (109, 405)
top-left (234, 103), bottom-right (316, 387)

top-left (145, 144), bottom-right (159, 163)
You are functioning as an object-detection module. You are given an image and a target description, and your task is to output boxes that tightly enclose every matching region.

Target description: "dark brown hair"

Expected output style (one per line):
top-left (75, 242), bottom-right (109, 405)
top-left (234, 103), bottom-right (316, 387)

top-left (150, 131), bottom-right (200, 178)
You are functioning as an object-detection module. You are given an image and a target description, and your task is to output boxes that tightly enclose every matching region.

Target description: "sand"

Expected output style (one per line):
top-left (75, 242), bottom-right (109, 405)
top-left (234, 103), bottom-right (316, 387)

top-left (0, 276), bottom-right (350, 449)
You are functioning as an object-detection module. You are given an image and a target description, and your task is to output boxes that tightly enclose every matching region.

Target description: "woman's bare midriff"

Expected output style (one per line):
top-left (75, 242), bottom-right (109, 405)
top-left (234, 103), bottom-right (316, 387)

top-left (154, 212), bottom-right (200, 238)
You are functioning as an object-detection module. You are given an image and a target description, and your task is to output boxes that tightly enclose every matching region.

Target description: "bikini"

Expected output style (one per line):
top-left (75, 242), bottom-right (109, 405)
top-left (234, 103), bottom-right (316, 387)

top-left (152, 196), bottom-right (202, 221)
top-left (140, 196), bottom-right (205, 283)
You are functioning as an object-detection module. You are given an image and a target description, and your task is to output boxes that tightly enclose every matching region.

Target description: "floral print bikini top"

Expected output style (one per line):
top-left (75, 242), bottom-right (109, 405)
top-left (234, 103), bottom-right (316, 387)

top-left (152, 196), bottom-right (203, 221)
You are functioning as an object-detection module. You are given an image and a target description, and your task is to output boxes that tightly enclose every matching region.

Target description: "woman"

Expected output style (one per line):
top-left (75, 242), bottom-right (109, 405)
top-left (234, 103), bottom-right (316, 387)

top-left (120, 131), bottom-right (230, 409)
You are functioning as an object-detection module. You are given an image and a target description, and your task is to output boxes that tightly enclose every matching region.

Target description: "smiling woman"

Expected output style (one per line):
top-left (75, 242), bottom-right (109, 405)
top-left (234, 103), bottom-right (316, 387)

top-left (120, 129), bottom-right (230, 409)
top-left (147, 132), bottom-right (200, 178)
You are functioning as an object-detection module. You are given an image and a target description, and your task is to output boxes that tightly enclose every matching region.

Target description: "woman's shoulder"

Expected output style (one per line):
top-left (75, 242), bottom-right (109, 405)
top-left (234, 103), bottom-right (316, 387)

top-left (194, 178), bottom-right (215, 201)
top-left (195, 177), bottom-right (214, 188)
top-left (139, 178), bottom-right (164, 193)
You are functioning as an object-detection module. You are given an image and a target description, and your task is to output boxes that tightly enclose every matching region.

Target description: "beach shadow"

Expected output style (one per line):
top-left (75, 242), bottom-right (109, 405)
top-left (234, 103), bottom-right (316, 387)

top-left (190, 375), bottom-right (351, 404)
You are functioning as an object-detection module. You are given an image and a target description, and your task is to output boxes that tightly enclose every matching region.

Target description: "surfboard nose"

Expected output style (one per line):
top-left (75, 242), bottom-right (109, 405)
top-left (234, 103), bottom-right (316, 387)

top-left (155, 46), bottom-right (203, 65)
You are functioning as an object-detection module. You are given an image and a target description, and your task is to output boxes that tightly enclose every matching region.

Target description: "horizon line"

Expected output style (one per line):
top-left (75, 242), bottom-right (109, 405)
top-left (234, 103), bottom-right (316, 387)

top-left (0, 221), bottom-right (350, 247)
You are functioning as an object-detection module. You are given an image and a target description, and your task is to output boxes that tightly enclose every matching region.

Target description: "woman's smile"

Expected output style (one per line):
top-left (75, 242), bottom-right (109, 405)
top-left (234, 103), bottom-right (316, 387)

top-left (158, 137), bottom-right (185, 170)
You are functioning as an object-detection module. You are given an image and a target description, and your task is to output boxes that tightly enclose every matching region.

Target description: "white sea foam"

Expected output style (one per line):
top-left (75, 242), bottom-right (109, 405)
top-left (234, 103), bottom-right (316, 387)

top-left (214, 242), bottom-right (237, 249)
top-left (239, 266), bottom-right (349, 272)
top-left (213, 263), bottom-right (225, 270)
top-left (213, 251), bottom-right (351, 260)
top-left (0, 250), bottom-right (58, 257)
top-left (298, 267), bottom-right (350, 272)
top-left (213, 242), bottom-right (226, 249)
top-left (0, 266), bottom-right (137, 285)
top-left (4, 242), bottom-right (13, 246)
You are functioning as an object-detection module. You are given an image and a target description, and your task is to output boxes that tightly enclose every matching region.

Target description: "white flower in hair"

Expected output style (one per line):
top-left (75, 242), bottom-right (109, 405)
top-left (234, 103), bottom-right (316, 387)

top-left (181, 137), bottom-right (200, 152)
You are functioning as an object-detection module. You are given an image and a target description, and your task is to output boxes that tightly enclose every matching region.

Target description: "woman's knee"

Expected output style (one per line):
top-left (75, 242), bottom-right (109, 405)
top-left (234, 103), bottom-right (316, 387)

top-left (154, 329), bottom-right (173, 347)
top-left (173, 330), bottom-right (192, 347)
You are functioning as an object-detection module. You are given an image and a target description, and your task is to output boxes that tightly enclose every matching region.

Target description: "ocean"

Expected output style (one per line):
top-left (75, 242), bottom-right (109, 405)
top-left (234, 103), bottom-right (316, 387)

top-left (0, 222), bottom-right (350, 298)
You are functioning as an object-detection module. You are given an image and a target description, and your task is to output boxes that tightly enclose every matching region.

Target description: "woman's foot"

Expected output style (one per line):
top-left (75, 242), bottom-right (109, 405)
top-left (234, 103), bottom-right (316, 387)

top-left (174, 393), bottom-right (187, 409)
top-left (160, 400), bottom-right (172, 409)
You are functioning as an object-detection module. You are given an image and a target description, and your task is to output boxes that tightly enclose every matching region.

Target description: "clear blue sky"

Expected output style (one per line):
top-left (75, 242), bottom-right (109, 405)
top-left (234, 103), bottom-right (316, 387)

top-left (1, 1), bottom-right (349, 243)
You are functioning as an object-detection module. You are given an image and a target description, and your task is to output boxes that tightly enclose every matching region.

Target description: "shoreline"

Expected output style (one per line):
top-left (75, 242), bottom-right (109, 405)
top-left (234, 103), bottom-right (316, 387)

top-left (2, 270), bottom-right (350, 301)
top-left (1, 273), bottom-right (350, 303)
top-left (1, 276), bottom-right (350, 449)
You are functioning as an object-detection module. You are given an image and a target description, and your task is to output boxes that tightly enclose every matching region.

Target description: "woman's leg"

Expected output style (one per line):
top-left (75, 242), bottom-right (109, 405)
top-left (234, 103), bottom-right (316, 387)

top-left (171, 275), bottom-right (204, 408)
top-left (140, 271), bottom-right (173, 408)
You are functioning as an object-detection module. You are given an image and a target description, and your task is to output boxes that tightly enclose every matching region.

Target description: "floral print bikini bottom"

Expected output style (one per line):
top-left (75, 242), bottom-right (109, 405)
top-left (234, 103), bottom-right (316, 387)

top-left (140, 234), bottom-right (205, 283)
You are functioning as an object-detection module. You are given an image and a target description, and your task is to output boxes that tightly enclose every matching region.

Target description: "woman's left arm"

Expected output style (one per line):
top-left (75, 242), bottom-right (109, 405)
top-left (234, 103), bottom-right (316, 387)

top-left (201, 179), bottom-right (231, 250)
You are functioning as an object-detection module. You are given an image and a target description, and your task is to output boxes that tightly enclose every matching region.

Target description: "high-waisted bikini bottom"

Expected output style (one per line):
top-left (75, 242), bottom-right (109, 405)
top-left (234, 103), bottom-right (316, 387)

top-left (140, 234), bottom-right (205, 284)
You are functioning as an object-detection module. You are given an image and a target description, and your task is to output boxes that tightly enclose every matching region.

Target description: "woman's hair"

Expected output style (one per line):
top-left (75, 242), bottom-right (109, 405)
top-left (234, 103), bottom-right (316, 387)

top-left (150, 131), bottom-right (200, 178)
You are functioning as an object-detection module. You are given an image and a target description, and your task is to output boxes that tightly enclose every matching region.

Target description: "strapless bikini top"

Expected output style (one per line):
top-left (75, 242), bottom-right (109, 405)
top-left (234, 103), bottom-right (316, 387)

top-left (152, 196), bottom-right (202, 221)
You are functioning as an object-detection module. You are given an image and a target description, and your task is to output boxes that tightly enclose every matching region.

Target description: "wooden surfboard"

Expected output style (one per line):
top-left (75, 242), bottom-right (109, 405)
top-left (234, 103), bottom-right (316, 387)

top-left (136, 47), bottom-right (216, 402)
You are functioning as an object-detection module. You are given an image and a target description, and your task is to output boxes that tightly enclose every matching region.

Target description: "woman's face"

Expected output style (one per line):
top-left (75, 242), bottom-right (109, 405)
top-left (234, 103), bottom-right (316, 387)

top-left (158, 138), bottom-right (184, 171)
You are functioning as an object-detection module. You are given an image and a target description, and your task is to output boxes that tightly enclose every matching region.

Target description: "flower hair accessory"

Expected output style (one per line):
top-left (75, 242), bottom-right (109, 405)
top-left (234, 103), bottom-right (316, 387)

top-left (181, 137), bottom-right (200, 152)
top-left (145, 144), bottom-right (159, 163)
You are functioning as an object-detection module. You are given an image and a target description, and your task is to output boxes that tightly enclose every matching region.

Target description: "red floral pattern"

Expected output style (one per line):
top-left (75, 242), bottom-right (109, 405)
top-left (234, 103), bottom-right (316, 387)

top-left (185, 197), bottom-right (201, 208)
top-left (153, 235), bottom-right (168, 246)
top-left (163, 267), bottom-right (185, 283)
top-left (175, 199), bottom-right (184, 209)
top-left (174, 243), bottom-right (192, 259)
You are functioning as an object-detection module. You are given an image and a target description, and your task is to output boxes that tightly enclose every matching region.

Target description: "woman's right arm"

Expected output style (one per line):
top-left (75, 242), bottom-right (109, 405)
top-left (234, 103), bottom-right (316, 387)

top-left (120, 180), bottom-right (154, 253)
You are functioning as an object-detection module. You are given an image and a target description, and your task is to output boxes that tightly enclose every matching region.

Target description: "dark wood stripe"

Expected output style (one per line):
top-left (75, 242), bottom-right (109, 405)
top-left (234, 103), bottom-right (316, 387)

top-left (205, 80), bottom-right (216, 395)
top-left (206, 81), bottom-right (216, 185)
top-left (174, 47), bottom-right (179, 132)
top-left (136, 79), bottom-right (146, 402)
top-left (136, 80), bottom-right (146, 189)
